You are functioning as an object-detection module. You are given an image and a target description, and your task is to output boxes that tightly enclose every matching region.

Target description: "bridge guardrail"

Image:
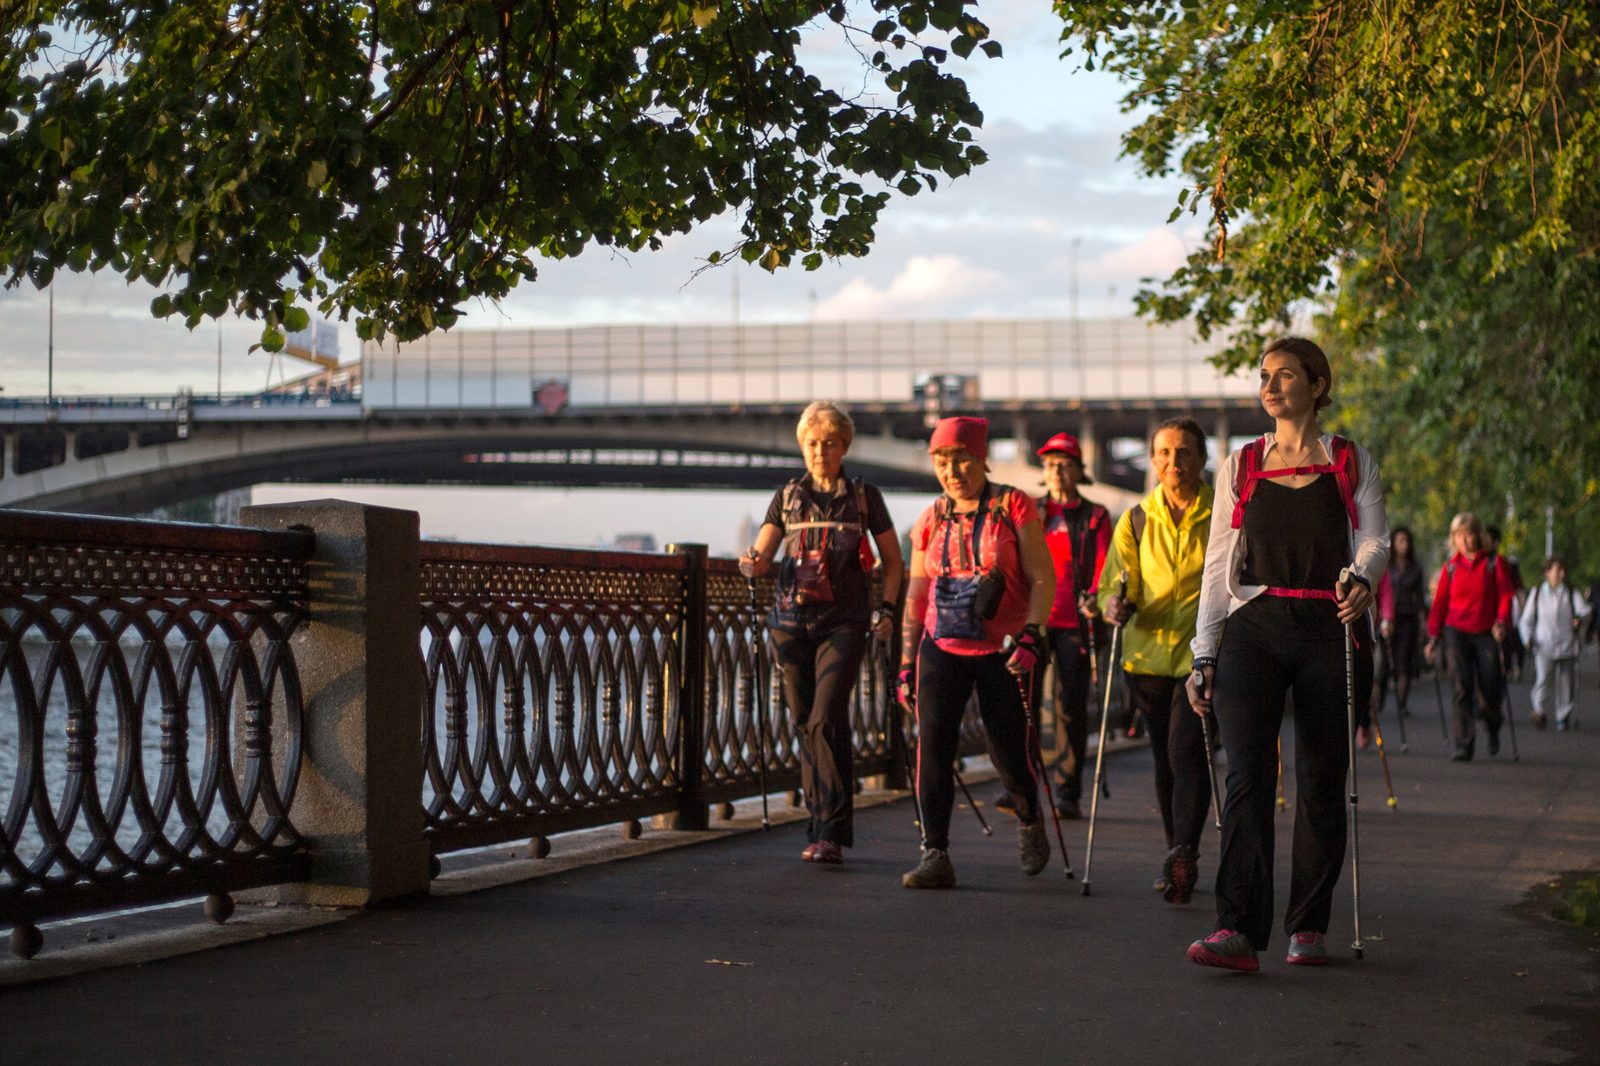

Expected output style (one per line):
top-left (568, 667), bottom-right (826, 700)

top-left (2, 507), bottom-right (980, 958)
top-left (0, 513), bottom-right (314, 958)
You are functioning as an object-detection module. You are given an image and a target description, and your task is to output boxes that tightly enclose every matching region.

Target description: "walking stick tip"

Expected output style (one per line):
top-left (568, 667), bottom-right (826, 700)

top-left (1080, 882), bottom-right (1091, 895)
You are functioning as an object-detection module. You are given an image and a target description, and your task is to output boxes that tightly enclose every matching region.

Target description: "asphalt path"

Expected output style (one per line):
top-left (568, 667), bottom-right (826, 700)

top-left (5, 672), bottom-right (1599, 1066)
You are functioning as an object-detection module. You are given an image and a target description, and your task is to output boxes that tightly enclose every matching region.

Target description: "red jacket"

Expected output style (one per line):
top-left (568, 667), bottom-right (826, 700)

top-left (1039, 496), bottom-right (1111, 629)
top-left (1427, 553), bottom-right (1516, 637)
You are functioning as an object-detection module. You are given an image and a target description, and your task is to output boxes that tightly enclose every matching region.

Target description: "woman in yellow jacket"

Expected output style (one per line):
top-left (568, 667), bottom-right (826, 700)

top-left (1097, 417), bottom-right (1214, 905)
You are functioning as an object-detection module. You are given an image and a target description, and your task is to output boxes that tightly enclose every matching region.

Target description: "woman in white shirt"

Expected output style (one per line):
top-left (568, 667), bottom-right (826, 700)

top-left (1184, 336), bottom-right (1389, 973)
top-left (1517, 556), bottom-right (1592, 731)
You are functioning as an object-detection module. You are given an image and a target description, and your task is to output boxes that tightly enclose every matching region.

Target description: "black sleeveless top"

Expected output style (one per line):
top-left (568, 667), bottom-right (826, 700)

top-left (1239, 475), bottom-right (1351, 640)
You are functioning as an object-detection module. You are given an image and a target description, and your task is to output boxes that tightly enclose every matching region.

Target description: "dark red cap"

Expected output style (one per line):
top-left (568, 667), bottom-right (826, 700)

top-left (927, 416), bottom-right (989, 460)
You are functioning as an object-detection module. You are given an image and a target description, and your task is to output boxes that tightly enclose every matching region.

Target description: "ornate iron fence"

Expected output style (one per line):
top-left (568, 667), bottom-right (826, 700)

top-left (0, 512), bottom-right (313, 950)
top-left (419, 543), bottom-right (965, 856)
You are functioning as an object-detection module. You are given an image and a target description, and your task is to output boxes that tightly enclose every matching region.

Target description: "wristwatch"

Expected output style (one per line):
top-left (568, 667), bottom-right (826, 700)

top-left (871, 600), bottom-right (897, 626)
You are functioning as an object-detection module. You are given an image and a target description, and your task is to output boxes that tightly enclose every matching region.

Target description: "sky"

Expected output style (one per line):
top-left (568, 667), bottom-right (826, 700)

top-left (6, 2), bottom-right (1216, 552)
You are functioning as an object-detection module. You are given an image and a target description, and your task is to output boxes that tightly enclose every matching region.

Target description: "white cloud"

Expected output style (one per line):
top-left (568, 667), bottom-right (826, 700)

top-left (813, 255), bottom-right (1003, 320)
top-left (1095, 226), bottom-right (1197, 283)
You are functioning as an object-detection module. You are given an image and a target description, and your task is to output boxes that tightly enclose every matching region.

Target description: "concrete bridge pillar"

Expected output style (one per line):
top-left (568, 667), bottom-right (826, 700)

top-left (1078, 414), bottom-right (1100, 483)
top-left (238, 499), bottom-right (430, 906)
top-left (1213, 411), bottom-right (1231, 471)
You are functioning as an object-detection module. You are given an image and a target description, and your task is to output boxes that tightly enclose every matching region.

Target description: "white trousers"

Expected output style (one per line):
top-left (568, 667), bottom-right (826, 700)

top-left (1531, 655), bottom-right (1578, 723)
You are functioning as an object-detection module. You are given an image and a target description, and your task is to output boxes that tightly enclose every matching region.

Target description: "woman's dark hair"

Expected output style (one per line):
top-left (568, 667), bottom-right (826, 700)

top-left (1150, 416), bottom-right (1208, 458)
top-left (1262, 335), bottom-right (1333, 411)
top-left (1391, 525), bottom-right (1414, 565)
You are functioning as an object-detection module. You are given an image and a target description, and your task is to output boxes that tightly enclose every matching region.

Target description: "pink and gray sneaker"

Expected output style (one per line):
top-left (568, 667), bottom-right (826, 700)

top-left (1187, 929), bottom-right (1260, 972)
top-left (1285, 930), bottom-right (1328, 965)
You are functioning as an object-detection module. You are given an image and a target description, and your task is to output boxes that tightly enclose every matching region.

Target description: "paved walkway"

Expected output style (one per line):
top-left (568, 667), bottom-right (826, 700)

top-left (5, 673), bottom-right (1600, 1066)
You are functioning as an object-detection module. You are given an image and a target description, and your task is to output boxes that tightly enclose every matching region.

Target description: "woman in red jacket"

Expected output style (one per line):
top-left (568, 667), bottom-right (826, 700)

top-left (1425, 512), bottom-right (1518, 761)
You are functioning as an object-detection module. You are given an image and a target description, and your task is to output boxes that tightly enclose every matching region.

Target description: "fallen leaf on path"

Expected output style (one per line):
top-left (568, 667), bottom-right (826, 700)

top-left (1514, 971), bottom-right (1530, 977)
top-left (1366, 933), bottom-right (1385, 941)
top-left (705, 959), bottom-right (753, 966)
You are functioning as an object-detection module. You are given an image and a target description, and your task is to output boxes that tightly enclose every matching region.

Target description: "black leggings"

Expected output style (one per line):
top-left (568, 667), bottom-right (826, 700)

top-left (1125, 673), bottom-right (1211, 853)
top-left (915, 637), bottom-right (1040, 851)
top-left (1212, 598), bottom-right (1371, 950)
top-left (1443, 625), bottom-right (1503, 753)
top-left (1045, 627), bottom-right (1093, 801)
top-left (770, 625), bottom-right (867, 846)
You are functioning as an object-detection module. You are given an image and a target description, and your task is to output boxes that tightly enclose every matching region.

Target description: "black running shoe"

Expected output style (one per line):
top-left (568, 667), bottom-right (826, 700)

top-left (1162, 845), bottom-right (1198, 905)
top-left (1055, 795), bottom-right (1083, 820)
top-left (994, 792), bottom-right (1016, 813)
top-left (1451, 749), bottom-right (1473, 762)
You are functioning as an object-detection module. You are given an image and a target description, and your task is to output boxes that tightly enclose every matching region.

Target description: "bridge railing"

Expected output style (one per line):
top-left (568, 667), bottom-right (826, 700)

top-left (0, 512), bottom-right (314, 956)
top-left (3, 505), bottom-right (976, 958)
top-left (416, 540), bottom-right (955, 856)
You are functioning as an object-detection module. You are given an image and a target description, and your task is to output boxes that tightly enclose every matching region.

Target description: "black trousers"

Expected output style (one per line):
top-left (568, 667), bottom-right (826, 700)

top-left (1212, 598), bottom-right (1371, 950)
top-left (770, 624), bottom-right (867, 846)
top-left (1044, 626), bottom-right (1093, 801)
top-left (1444, 625), bottom-right (1503, 754)
top-left (1125, 672), bottom-right (1211, 853)
top-left (915, 637), bottom-right (1040, 851)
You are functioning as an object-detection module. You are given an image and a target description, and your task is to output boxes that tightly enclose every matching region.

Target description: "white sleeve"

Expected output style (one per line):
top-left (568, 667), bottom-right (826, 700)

top-left (1191, 451), bottom-right (1239, 662)
top-left (1348, 444), bottom-right (1390, 588)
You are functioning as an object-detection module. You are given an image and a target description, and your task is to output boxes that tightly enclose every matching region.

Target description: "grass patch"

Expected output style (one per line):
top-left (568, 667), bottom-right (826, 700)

top-left (1551, 874), bottom-right (1600, 930)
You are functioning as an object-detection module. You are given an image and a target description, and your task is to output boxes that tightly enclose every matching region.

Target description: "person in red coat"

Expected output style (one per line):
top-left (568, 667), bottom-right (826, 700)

top-left (1032, 432), bottom-right (1111, 818)
top-left (1425, 512), bottom-right (1518, 761)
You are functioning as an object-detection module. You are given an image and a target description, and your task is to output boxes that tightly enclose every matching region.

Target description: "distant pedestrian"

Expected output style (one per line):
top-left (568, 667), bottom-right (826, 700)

top-left (741, 401), bottom-right (903, 864)
top-left (1518, 557), bottom-right (1591, 731)
top-left (1098, 417), bottom-right (1213, 905)
top-left (898, 417), bottom-right (1057, 889)
top-left (1426, 512), bottom-right (1517, 761)
top-left (1028, 432), bottom-right (1111, 820)
top-left (1373, 526), bottom-right (1426, 733)
top-left (1187, 336), bottom-right (1389, 972)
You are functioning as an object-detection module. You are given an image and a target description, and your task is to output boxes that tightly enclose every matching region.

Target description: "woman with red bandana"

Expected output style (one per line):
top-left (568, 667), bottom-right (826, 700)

top-left (897, 417), bottom-right (1057, 889)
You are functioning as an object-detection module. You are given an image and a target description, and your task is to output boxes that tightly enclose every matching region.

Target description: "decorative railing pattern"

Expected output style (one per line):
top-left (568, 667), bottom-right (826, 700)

top-left (0, 514), bottom-right (313, 936)
top-left (419, 543), bottom-right (690, 850)
top-left (419, 543), bottom-right (953, 855)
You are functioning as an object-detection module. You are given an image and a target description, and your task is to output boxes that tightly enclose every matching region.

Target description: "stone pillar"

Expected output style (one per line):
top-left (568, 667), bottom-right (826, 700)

top-left (238, 499), bottom-right (430, 906)
top-left (1212, 411), bottom-right (1231, 472)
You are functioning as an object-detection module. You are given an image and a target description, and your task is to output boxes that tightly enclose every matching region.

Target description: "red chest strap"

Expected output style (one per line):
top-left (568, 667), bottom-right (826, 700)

top-left (1231, 437), bottom-right (1360, 531)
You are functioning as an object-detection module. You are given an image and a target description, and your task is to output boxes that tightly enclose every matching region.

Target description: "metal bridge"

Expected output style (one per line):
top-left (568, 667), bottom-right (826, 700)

top-left (0, 317), bottom-right (1268, 515)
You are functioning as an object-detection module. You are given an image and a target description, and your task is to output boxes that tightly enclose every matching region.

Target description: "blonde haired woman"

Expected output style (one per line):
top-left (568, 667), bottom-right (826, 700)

top-left (742, 402), bottom-right (903, 864)
top-left (1425, 512), bottom-right (1517, 760)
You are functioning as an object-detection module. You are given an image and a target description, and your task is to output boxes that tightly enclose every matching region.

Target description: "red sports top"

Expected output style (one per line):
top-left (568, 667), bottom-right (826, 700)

top-left (912, 486), bottom-right (1040, 656)
top-left (1038, 496), bottom-right (1111, 629)
top-left (1427, 552), bottom-right (1517, 637)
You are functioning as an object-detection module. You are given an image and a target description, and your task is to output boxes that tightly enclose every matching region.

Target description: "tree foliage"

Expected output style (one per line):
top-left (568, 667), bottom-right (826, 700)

top-left (1055, 0), bottom-right (1600, 575)
top-left (1, 0), bottom-right (997, 345)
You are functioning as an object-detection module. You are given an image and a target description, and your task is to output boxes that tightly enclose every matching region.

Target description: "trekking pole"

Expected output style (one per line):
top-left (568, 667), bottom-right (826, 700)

top-left (1084, 605), bottom-right (1108, 800)
top-left (1276, 739), bottom-right (1286, 812)
top-left (1370, 712), bottom-right (1398, 810)
top-left (1019, 672), bottom-right (1074, 879)
top-left (891, 645), bottom-right (928, 843)
top-left (1081, 570), bottom-right (1127, 895)
top-left (1341, 568), bottom-right (1365, 960)
top-left (1432, 655), bottom-right (1450, 743)
top-left (1497, 643), bottom-right (1521, 762)
top-left (1393, 672), bottom-right (1410, 752)
top-left (1198, 707), bottom-right (1224, 833)
top-left (952, 763), bottom-right (993, 836)
top-left (745, 566), bottom-right (772, 829)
